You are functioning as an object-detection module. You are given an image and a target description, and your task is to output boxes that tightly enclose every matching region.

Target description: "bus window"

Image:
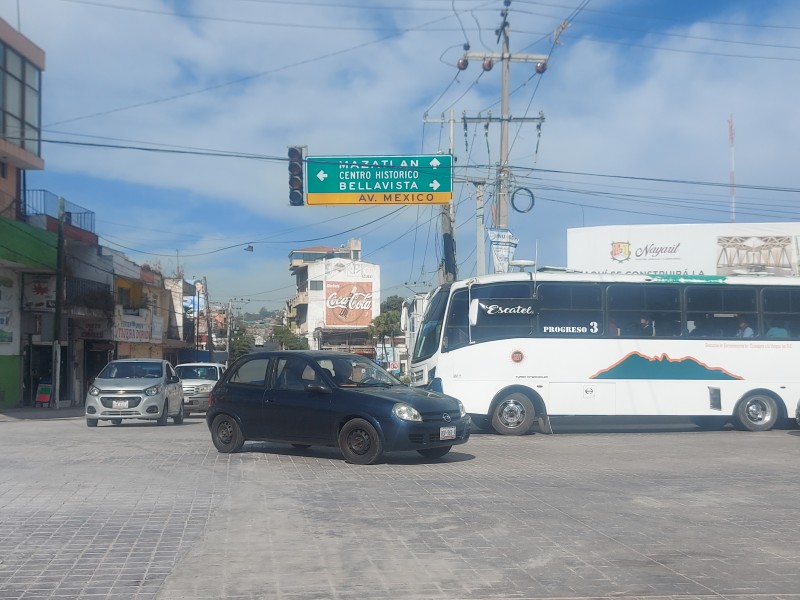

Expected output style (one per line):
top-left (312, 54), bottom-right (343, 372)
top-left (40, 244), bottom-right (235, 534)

top-left (762, 287), bottom-right (800, 339)
top-left (536, 283), bottom-right (603, 337)
top-left (608, 284), bottom-right (681, 337)
top-left (443, 289), bottom-right (470, 351)
top-left (411, 287), bottom-right (449, 361)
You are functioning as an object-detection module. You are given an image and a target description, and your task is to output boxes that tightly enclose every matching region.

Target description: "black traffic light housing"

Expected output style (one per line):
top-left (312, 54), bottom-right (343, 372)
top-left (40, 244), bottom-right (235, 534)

top-left (288, 147), bottom-right (304, 206)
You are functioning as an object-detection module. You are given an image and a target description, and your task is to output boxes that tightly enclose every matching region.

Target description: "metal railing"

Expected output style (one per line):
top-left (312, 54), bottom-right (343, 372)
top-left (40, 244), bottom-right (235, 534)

top-left (65, 277), bottom-right (114, 313)
top-left (24, 189), bottom-right (95, 233)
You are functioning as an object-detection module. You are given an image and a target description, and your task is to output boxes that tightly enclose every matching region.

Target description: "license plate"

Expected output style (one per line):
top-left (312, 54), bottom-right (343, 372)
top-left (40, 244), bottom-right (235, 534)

top-left (112, 400), bottom-right (129, 409)
top-left (440, 426), bottom-right (456, 440)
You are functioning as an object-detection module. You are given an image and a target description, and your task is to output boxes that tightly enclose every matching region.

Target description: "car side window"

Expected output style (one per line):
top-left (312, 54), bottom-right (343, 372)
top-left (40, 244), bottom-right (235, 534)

top-left (228, 358), bottom-right (269, 387)
top-left (274, 357), bottom-right (319, 391)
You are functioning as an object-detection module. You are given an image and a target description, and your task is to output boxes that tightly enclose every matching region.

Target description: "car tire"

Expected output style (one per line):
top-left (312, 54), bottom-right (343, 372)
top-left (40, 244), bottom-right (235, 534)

top-left (491, 392), bottom-right (535, 435)
top-left (86, 418), bottom-right (98, 427)
top-left (111, 418), bottom-right (122, 426)
top-left (734, 393), bottom-right (778, 431)
top-left (338, 418), bottom-right (384, 465)
top-left (173, 401), bottom-right (185, 425)
top-left (211, 414), bottom-right (245, 453)
top-left (156, 401), bottom-right (169, 426)
top-left (417, 446), bottom-right (452, 459)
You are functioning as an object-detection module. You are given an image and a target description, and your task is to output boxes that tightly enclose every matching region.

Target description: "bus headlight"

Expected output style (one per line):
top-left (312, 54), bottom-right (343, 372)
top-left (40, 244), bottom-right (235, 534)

top-left (393, 403), bottom-right (422, 422)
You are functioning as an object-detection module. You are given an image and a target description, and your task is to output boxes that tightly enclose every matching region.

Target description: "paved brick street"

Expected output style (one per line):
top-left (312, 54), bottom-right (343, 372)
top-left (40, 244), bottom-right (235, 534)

top-left (1, 410), bottom-right (799, 600)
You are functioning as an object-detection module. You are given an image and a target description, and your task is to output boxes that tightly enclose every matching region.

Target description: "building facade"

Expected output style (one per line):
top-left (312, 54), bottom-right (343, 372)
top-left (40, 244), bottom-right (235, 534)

top-left (286, 239), bottom-right (381, 354)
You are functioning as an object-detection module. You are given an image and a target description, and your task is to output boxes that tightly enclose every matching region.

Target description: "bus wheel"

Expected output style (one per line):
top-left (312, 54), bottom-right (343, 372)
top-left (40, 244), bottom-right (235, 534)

top-left (734, 394), bottom-right (778, 432)
top-left (491, 393), bottom-right (535, 435)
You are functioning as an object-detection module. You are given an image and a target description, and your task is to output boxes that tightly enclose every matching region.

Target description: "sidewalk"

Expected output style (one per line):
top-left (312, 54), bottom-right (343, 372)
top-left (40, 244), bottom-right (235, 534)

top-left (0, 403), bottom-right (85, 422)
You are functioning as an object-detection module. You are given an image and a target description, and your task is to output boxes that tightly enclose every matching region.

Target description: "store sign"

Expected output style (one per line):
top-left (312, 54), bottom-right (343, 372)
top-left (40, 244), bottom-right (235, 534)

top-left (74, 320), bottom-right (111, 340)
top-left (22, 273), bottom-right (57, 312)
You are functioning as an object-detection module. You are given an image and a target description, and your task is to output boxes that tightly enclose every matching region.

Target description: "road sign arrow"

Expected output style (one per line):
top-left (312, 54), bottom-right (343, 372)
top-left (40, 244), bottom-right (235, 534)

top-left (316, 170), bottom-right (328, 182)
top-left (430, 180), bottom-right (440, 191)
top-left (429, 157), bottom-right (441, 169)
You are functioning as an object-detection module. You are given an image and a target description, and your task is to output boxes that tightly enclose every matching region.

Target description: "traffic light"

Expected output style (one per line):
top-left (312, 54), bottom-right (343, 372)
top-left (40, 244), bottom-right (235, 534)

top-left (288, 146), bottom-right (304, 206)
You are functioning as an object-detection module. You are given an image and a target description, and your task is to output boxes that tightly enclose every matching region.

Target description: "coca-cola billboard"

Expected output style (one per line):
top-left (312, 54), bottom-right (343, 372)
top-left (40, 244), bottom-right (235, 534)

top-left (325, 281), bottom-right (373, 326)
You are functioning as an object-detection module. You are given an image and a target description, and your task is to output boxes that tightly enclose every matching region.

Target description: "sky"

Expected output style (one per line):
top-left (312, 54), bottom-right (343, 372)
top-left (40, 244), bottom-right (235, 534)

top-left (3, 0), bottom-right (800, 312)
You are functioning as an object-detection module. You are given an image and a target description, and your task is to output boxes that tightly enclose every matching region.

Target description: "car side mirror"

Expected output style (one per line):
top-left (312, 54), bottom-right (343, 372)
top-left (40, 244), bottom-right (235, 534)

top-left (168, 375), bottom-right (179, 384)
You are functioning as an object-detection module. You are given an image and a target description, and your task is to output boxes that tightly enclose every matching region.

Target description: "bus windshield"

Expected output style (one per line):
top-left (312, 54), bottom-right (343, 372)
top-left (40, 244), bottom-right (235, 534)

top-left (411, 286), bottom-right (448, 361)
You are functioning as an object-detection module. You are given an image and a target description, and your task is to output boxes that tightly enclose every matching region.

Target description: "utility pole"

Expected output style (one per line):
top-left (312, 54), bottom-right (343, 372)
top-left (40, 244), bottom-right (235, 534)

top-left (52, 197), bottom-right (66, 409)
top-left (458, 0), bottom-right (547, 269)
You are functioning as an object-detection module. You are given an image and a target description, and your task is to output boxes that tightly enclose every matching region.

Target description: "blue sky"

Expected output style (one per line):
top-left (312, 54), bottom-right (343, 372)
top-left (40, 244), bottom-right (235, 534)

top-left (2, 0), bottom-right (800, 311)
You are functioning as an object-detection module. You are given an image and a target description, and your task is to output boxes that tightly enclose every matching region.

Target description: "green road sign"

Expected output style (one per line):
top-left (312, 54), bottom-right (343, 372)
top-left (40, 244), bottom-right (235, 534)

top-left (305, 154), bottom-right (453, 205)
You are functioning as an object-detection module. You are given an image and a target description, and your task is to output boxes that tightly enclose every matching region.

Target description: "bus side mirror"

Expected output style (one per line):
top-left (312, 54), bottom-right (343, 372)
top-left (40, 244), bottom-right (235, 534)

top-left (469, 299), bottom-right (480, 326)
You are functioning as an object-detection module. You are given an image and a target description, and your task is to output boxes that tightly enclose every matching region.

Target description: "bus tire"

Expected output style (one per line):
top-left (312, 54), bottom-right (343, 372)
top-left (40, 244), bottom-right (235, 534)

top-left (491, 393), bottom-right (535, 435)
top-left (734, 393), bottom-right (778, 432)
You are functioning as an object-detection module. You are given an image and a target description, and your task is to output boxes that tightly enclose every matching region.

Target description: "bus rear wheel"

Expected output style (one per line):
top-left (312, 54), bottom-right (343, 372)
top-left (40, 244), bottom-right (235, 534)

top-left (491, 393), bottom-right (535, 435)
top-left (734, 393), bottom-right (778, 432)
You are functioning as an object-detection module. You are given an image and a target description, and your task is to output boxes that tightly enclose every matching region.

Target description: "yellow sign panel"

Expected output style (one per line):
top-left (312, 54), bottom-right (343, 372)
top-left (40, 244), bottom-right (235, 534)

top-left (307, 192), bottom-right (452, 205)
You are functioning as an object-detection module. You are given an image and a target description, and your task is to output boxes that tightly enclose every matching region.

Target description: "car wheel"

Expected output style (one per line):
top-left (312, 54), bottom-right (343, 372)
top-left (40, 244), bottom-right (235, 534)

top-left (734, 394), bottom-right (778, 431)
top-left (417, 446), bottom-right (452, 459)
top-left (338, 418), bottom-right (384, 465)
top-left (111, 418), bottom-right (122, 426)
top-left (173, 401), bottom-right (185, 425)
top-left (156, 400), bottom-right (169, 426)
top-left (291, 444), bottom-right (311, 449)
top-left (491, 392), bottom-right (535, 435)
top-left (86, 418), bottom-right (98, 427)
top-left (211, 414), bottom-right (245, 453)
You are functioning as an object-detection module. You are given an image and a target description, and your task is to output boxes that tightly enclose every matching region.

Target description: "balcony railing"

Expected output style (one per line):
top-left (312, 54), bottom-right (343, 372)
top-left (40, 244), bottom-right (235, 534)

top-left (24, 189), bottom-right (95, 233)
top-left (65, 277), bottom-right (114, 313)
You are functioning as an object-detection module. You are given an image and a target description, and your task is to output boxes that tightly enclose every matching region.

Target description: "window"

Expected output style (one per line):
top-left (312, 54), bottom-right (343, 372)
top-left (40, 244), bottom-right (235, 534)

top-left (274, 357), bottom-right (318, 391)
top-left (309, 280), bottom-right (323, 291)
top-left (686, 286), bottom-right (757, 338)
top-left (229, 358), bottom-right (269, 387)
top-left (536, 283), bottom-right (603, 337)
top-left (608, 284), bottom-right (681, 337)
top-left (470, 281), bottom-right (535, 343)
top-left (762, 287), bottom-right (800, 339)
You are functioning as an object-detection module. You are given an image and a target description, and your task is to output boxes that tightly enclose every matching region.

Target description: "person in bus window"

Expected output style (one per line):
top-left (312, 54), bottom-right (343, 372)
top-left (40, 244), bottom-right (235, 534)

top-left (637, 316), bottom-right (654, 337)
top-left (736, 317), bottom-right (754, 338)
top-left (766, 320), bottom-right (789, 339)
top-left (607, 319), bottom-right (620, 337)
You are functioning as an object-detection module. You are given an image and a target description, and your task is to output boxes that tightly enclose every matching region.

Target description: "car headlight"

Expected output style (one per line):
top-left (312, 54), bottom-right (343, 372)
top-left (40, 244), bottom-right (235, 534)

top-left (198, 383), bottom-right (213, 393)
top-left (393, 402), bottom-right (422, 422)
top-left (144, 384), bottom-right (163, 396)
top-left (88, 385), bottom-right (100, 396)
top-left (457, 399), bottom-right (466, 418)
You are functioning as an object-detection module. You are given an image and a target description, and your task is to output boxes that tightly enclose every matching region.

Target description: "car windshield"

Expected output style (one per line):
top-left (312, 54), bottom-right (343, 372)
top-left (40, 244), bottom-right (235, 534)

top-left (98, 361), bottom-right (163, 379)
top-left (176, 366), bottom-right (219, 381)
top-left (317, 356), bottom-right (402, 388)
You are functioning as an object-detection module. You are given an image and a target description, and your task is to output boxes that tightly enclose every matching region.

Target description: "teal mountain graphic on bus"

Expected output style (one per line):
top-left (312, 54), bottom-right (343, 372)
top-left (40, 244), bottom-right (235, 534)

top-left (591, 352), bottom-right (742, 380)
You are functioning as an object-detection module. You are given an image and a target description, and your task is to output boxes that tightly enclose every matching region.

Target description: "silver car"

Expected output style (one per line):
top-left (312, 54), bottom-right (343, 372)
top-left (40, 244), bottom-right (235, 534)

top-left (175, 362), bottom-right (225, 415)
top-left (85, 359), bottom-right (185, 427)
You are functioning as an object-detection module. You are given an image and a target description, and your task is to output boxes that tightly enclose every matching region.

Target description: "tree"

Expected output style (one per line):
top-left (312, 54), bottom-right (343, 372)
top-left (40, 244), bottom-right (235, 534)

top-left (381, 295), bottom-right (404, 313)
top-left (369, 309), bottom-right (401, 366)
top-left (228, 318), bottom-right (254, 363)
top-left (272, 326), bottom-right (309, 350)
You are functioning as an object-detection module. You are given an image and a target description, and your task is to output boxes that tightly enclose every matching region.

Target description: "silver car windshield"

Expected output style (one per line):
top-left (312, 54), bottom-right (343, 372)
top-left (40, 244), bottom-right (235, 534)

top-left (98, 362), bottom-right (163, 379)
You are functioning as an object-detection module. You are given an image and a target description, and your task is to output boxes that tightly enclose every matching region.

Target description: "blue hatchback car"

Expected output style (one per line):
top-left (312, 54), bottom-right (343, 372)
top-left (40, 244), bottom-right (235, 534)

top-left (206, 350), bottom-right (470, 464)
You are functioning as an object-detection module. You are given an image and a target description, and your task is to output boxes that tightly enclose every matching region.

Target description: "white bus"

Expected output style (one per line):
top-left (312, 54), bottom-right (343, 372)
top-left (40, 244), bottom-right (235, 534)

top-left (410, 269), bottom-right (800, 434)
